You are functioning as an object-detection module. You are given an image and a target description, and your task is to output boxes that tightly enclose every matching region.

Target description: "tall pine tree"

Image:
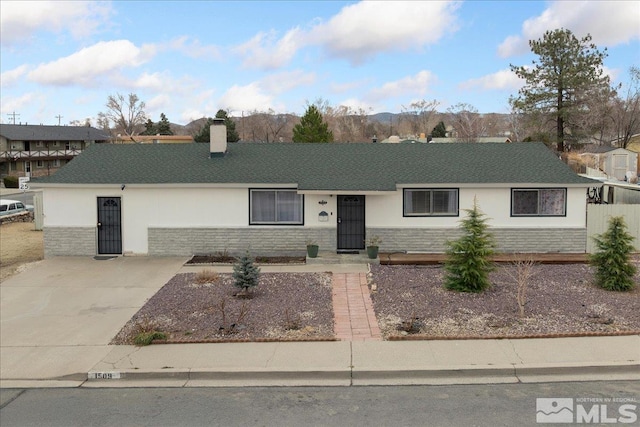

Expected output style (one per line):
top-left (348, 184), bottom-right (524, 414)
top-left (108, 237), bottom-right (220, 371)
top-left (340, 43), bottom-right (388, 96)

top-left (510, 29), bottom-right (610, 151)
top-left (156, 113), bottom-right (173, 135)
top-left (215, 109), bottom-right (240, 142)
top-left (292, 105), bottom-right (333, 143)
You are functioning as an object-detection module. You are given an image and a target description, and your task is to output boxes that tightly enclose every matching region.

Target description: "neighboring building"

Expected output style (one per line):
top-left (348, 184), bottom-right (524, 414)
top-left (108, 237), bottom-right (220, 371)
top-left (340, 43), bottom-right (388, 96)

top-left (0, 124), bottom-right (110, 178)
top-left (116, 135), bottom-right (194, 144)
top-left (380, 136), bottom-right (512, 144)
top-left (580, 145), bottom-right (639, 181)
top-left (33, 124), bottom-right (598, 257)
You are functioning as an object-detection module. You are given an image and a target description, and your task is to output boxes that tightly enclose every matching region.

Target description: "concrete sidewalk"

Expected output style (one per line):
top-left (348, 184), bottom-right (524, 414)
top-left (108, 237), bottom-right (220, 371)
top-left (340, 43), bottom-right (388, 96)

top-left (1, 257), bottom-right (638, 388)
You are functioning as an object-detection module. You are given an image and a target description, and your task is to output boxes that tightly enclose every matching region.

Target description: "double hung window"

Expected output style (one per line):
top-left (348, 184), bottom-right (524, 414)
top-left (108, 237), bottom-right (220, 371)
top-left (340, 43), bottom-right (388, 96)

top-left (403, 189), bottom-right (458, 216)
top-left (511, 188), bottom-right (566, 216)
top-left (250, 189), bottom-right (303, 224)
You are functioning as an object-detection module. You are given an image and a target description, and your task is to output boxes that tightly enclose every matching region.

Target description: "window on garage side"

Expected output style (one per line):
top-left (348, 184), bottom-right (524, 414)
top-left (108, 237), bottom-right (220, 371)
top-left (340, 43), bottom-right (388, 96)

top-left (250, 189), bottom-right (304, 225)
top-left (512, 188), bottom-right (566, 216)
top-left (403, 189), bottom-right (459, 216)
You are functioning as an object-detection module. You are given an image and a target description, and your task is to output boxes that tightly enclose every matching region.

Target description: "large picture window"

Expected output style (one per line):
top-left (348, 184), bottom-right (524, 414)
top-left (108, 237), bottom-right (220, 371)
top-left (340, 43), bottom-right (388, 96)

top-left (250, 189), bottom-right (303, 225)
top-left (403, 189), bottom-right (458, 216)
top-left (512, 188), bottom-right (566, 216)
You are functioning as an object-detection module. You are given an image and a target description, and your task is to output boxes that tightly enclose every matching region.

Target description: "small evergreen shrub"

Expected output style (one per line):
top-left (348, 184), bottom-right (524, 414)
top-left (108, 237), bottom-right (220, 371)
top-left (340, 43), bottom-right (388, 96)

top-left (3, 176), bottom-right (19, 188)
top-left (232, 252), bottom-right (260, 295)
top-left (444, 199), bottom-right (496, 292)
top-left (590, 216), bottom-right (637, 291)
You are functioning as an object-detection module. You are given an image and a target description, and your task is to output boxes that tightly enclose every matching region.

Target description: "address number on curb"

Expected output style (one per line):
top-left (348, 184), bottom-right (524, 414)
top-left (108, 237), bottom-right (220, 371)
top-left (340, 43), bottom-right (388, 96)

top-left (88, 371), bottom-right (121, 380)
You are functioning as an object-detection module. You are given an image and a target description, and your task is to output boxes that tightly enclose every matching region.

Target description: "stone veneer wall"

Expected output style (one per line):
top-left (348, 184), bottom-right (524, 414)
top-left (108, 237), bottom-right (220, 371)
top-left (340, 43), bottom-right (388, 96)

top-left (367, 227), bottom-right (587, 253)
top-left (148, 226), bottom-right (587, 256)
top-left (43, 226), bottom-right (587, 257)
top-left (44, 227), bottom-right (95, 257)
top-left (148, 227), bottom-right (336, 256)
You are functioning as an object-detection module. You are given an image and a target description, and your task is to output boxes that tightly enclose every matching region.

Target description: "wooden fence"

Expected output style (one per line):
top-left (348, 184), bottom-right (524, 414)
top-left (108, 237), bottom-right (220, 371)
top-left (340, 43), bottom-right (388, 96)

top-left (586, 204), bottom-right (640, 253)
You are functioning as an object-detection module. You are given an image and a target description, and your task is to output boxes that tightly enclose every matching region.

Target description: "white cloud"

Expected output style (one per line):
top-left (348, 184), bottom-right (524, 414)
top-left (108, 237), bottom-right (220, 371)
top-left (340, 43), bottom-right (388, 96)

top-left (458, 69), bottom-right (523, 91)
top-left (0, 1), bottom-right (112, 46)
top-left (234, 28), bottom-right (303, 69)
top-left (166, 36), bottom-right (221, 60)
top-left (0, 65), bottom-right (29, 87)
top-left (217, 83), bottom-right (277, 112)
top-left (367, 71), bottom-right (437, 102)
top-left (499, 1), bottom-right (640, 57)
top-left (260, 70), bottom-right (316, 94)
top-left (0, 93), bottom-right (41, 120)
top-left (146, 94), bottom-right (172, 117)
top-left (27, 40), bottom-right (154, 86)
top-left (308, 1), bottom-right (460, 64)
top-left (234, 1), bottom-right (460, 69)
top-left (337, 98), bottom-right (374, 113)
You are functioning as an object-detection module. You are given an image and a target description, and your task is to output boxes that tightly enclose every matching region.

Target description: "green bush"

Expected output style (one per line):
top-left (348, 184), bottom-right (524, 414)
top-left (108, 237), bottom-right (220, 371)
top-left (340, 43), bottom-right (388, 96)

top-left (590, 216), bottom-right (637, 291)
top-left (3, 176), bottom-right (19, 188)
top-left (444, 199), bottom-right (496, 293)
top-left (133, 331), bottom-right (167, 346)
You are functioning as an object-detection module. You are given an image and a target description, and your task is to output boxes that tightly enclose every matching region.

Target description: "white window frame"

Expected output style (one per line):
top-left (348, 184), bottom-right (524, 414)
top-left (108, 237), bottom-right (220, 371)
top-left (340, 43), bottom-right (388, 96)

top-left (511, 188), bottom-right (567, 217)
top-left (249, 189), bottom-right (304, 225)
top-left (403, 188), bottom-right (459, 216)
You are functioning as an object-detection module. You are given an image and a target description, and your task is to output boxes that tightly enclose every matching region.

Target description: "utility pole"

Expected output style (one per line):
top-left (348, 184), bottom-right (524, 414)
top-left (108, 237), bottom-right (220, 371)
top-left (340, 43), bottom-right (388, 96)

top-left (7, 111), bottom-right (20, 124)
top-left (56, 115), bottom-right (63, 125)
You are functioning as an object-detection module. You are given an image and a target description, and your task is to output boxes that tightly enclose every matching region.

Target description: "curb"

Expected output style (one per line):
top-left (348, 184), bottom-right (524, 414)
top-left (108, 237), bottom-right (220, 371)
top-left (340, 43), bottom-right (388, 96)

top-left (82, 362), bottom-right (640, 388)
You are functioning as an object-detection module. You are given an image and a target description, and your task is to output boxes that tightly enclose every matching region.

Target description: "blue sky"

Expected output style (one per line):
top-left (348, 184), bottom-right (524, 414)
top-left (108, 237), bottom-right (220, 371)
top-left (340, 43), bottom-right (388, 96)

top-left (1, 1), bottom-right (639, 126)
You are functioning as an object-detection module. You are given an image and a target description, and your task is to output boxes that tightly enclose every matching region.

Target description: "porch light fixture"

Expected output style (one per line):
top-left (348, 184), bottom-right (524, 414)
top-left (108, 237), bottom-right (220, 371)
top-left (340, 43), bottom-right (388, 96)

top-left (121, 184), bottom-right (126, 191)
top-left (318, 211), bottom-right (329, 222)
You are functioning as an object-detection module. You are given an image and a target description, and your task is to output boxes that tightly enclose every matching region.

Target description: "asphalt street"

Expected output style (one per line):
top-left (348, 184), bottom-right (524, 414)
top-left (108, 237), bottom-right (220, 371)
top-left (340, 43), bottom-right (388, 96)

top-left (1, 381), bottom-right (639, 427)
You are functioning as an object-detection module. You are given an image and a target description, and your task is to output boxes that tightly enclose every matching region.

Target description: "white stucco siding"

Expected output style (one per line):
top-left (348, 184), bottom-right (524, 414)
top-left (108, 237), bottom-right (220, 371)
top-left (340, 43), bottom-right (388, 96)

top-left (366, 186), bottom-right (587, 228)
top-left (43, 187), bottom-right (103, 227)
top-left (303, 194), bottom-right (337, 228)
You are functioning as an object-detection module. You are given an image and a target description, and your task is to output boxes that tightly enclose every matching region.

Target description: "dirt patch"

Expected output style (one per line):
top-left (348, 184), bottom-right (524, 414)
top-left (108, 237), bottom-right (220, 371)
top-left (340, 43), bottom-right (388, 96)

top-left (0, 221), bottom-right (44, 282)
top-left (370, 261), bottom-right (640, 339)
top-left (186, 255), bottom-right (306, 264)
top-left (111, 271), bottom-right (335, 344)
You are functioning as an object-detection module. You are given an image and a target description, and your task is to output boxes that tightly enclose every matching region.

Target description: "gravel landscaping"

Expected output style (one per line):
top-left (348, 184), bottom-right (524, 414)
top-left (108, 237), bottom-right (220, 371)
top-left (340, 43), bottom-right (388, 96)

top-left (112, 257), bottom-right (639, 345)
top-left (111, 271), bottom-right (336, 344)
top-left (370, 261), bottom-right (640, 340)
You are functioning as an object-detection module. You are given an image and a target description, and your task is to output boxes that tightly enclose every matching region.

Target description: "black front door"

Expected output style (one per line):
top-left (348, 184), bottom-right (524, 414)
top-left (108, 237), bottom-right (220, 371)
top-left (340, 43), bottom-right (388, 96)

top-left (337, 195), bottom-right (365, 251)
top-left (97, 197), bottom-right (122, 254)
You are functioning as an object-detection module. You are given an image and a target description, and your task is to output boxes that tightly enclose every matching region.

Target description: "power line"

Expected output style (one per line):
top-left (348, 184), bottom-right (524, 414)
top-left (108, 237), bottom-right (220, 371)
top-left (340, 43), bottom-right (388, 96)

top-left (7, 111), bottom-right (20, 124)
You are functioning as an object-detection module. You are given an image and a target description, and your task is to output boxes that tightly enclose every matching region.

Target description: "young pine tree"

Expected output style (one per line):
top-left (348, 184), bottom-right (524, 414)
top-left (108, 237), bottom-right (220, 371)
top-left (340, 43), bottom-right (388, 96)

top-left (232, 252), bottom-right (261, 295)
top-left (444, 200), bottom-right (496, 292)
top-left (590, 216), bottom-right (637, 291)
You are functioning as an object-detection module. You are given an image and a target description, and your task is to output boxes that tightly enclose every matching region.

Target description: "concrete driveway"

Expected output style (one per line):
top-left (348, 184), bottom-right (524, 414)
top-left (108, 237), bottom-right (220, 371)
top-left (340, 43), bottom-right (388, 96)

top-left (0, 256), bottom-right (186, 383)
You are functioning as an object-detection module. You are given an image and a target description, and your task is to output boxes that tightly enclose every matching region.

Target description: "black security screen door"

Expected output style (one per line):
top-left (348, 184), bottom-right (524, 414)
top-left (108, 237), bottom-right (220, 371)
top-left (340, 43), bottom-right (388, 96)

top-left (97, 197), bottom-right (122, 254)
top-left (337, 195), bottom-right (365, 251)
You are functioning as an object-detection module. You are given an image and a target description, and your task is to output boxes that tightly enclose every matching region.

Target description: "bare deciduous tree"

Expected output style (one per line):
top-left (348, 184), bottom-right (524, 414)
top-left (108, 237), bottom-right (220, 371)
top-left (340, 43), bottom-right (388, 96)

top-left (611, 66), bottom-right (640, 148)
top-left (446, 103), bottom-right (487, 142)
top-left (507, 256), bottom-right (536, 318)
top-left (400, 99), bottom-right (439, 137)
top-left (98, 93), bottom-right (147, 137)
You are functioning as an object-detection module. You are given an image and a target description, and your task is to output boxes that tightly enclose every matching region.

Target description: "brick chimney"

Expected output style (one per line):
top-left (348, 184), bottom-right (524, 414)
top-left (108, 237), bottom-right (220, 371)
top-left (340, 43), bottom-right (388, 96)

top-left (210, 118), bottom-right (227, 157)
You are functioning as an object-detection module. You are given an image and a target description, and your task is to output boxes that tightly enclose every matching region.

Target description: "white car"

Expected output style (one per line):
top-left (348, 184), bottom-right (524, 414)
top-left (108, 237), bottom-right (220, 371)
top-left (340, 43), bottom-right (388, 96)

top-left (0, 199), bottom-right (34, 216)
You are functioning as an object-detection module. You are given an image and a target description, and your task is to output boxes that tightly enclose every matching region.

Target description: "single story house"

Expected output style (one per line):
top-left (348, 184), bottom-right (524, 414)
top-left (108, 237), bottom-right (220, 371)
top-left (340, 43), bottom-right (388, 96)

top-left (33, 123), bottom-right (598, 257)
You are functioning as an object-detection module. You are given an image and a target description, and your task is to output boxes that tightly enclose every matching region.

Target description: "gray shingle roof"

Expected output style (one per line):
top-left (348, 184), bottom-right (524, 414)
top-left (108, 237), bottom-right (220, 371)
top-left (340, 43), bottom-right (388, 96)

top-left (33, 142), bottom-right (596, 190)
top-left (0, 124), bottom-right (110, 142)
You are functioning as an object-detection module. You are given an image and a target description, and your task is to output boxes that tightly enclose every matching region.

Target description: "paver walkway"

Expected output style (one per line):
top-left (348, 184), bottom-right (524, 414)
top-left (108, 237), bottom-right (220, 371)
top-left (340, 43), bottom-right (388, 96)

top-left (332, 273), bottom-right (382, 341)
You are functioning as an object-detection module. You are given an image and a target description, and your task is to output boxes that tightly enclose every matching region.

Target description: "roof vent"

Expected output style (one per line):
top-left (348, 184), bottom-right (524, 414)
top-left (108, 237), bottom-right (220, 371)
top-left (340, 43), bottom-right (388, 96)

top-left (210, 118), bottom-right (227, 158)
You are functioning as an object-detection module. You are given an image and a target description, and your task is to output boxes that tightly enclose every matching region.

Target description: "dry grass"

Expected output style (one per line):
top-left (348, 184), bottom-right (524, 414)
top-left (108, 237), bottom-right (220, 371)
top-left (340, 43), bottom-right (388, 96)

top-left (0, 222), bottom-right (43, 282)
